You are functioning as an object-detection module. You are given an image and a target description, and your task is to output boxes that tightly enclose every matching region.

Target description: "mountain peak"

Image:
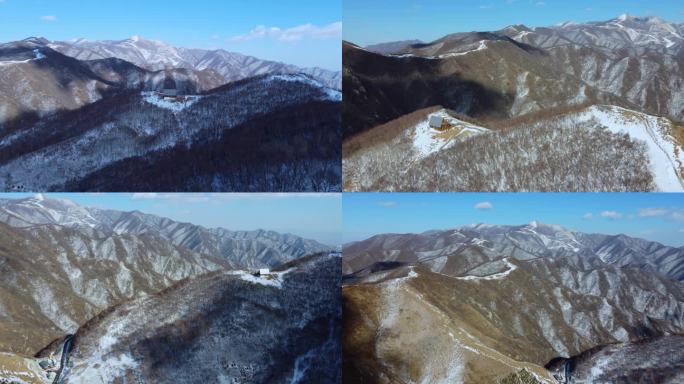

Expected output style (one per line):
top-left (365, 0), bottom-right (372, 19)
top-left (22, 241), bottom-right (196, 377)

top-left (525, 221), bottom-right (570, 233)
top-left (21, 36), bottom-right (49, 46)
top-left (616, 13), bottom-right (634, 22)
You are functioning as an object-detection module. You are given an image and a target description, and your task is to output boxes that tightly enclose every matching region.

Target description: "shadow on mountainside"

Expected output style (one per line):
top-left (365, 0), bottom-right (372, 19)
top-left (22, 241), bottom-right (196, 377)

top-left (61, 101), bottom-right (342, 192)
top-left (342, 42), bottom-right (515, 139)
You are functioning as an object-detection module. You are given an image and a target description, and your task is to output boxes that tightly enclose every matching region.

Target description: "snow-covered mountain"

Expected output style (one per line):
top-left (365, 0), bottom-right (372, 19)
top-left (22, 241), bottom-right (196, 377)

top-left (343, 15), bottom-right (684, 192)
top-left (0, 195), bottom-right (332, 267)
top-left (343, 224), bottom-right (684, 382)
top-left (49, 36), bottom-right (341, 89)
top-left (0, 195), bottom-right (332, 356)
top-left (0, 72), bottom-right (342, 192)
top-left (344, 104), bottom-right (683, 192)
top-left (503, 14), bottom-right (684, 54)
top-left (499, 15), bottom-right (684, 123)
top-left (0, 38), bottom-right (225, 125)
top-left (44, 253), bottom-right (341, 384)
top-left (343, 221), bottom-right (684, 279)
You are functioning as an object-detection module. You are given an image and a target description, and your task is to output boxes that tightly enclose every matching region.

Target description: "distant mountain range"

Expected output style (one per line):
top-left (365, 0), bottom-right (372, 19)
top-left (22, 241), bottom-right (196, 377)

top-left (48, 35), bottom-right (341, 89)
top-left (0, 37), bottom-right (342, 192)
top-left (342, 222), bottom-right (684, 383)
top-left (0, 195), bottom-right (332, 355)
top-left (343, 14), bottom-right (684, 192)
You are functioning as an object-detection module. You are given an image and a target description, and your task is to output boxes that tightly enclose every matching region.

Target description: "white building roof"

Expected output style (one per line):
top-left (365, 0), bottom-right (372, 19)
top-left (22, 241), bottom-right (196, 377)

top-left (429, 115), bottom-right (444, 128)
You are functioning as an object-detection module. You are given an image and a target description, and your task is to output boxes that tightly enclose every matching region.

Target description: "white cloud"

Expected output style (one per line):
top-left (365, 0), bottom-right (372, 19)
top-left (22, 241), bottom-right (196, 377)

top-left (230, 21), bottom-right (341, 42)
top-left (582, 213), bottom-right (593, 220)
top-left (474, 201), bottom-right (493, 210)
top-left (535, 1), bottom-right (545, 6)
top-left (638, 208), bottom-right (668, 217)
top-left (479, 5), bottom-right (493, 9)
top-left (600, 211), bottom-right (623, 219)
top-left (40, 15), bottom-right (57, 22)
top-left (673, 211), bottom-right (684, 221)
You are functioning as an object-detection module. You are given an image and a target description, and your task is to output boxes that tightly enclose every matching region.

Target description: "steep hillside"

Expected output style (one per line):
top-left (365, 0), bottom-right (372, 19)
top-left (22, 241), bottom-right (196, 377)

top-left (342, 38), bottom-right (621, 138)
top-left (546, 336), bottom-right (684, 383)
top-left (343, 225), bottom-right (684, 383)
top-left (0, 38), bottom-right (117, 126)
top-left (0, 221), bottom-right (226, 355)
top-left (343, 15), bottom-right (684, 191)
top-left (0, 38), bottom-right (224, 128)
top-left (0, 74), bottom-right (341, 192)
top-left (0, 196), bottom-right (332, 356)
top-left (53, 253), bottom-right (341, 384)
top-left (344, 105), bottom-right (683, 191)
top-left (501, 15), bottom-right (684, 122)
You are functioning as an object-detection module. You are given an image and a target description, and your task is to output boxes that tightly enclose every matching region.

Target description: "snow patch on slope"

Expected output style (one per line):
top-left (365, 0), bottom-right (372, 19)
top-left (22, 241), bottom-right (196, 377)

top-left (141, 91), bottom-right (201, 112)
top-left (457, 258), bottom-right (518, 281)
top-left (577, 105), bottom-right (684, 192)
top-left (267, 74), bottom-right (341, 102)
top-left (413, 109), bottom-right (489, 159)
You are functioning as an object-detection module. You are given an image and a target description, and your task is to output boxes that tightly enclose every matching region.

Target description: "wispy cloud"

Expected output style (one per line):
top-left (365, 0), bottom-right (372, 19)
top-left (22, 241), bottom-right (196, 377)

top-left (635, 207), bottom-right (684, 221)
top-left (379, 201), bottom-right (397, 208)
top-left (40, 15), bottom-right (57, 22)
top-left (230, 21), bottom-right (342, 43)
top-left (582, 213), bottom-right (593, 220)
top-left (479, 4), bottom-right (493, 9)
top-left (474, 201), bottom-right (493, 210)
top-left (535, 1), bottom-right (545, 6)
top-left (600, 211), bottom-right (623, 219)
top-left (638, 208), bottom-right (669, 217)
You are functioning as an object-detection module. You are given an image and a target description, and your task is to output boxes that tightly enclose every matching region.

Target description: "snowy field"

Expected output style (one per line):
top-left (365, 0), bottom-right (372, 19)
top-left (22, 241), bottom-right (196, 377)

top-left (413, 109), bottom-right (490, 159)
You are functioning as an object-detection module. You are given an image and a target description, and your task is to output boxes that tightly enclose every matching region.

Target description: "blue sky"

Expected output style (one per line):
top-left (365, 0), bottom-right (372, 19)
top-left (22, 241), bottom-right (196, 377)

top-left (0, 0), bottom-right (341, 69)
top-left (344, 0), bottom-right (684, 46)
top-left (343, 193), bottom-right (684, 246)
top-left (1, 193), bottom-right (342, 245)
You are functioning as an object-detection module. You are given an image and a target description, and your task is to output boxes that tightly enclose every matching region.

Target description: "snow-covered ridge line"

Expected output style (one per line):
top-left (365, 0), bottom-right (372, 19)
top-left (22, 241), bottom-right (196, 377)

top-left (389, 40), bottom-right (489, 60)
top-left (576, 105), bottom-right (684, 192)
top-left (0, 49), bottom-right (45, 66)
top-left (457, 258), bottom-right (518, 281)
top-left (266, 73), bottom-right (341, 102)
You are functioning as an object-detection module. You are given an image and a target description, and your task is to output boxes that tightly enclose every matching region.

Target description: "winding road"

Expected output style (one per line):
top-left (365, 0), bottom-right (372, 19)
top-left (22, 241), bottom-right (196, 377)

top-left (51, 334), bottom-right (73, 384)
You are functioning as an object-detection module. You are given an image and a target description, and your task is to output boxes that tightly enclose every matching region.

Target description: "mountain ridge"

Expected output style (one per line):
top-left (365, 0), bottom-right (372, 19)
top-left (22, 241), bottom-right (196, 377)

top-left (47, 35), bottom-right (341, 89)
